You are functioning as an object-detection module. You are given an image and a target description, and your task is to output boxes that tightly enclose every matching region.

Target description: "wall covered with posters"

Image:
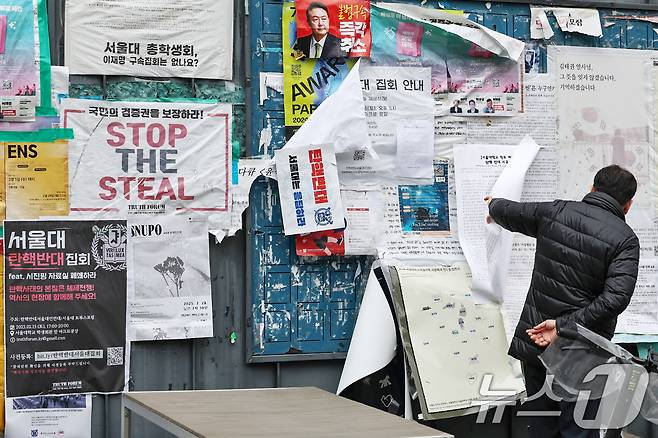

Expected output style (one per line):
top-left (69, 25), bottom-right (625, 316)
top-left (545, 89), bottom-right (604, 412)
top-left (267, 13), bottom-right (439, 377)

top-left (0, 0), bottom-right (657, 437)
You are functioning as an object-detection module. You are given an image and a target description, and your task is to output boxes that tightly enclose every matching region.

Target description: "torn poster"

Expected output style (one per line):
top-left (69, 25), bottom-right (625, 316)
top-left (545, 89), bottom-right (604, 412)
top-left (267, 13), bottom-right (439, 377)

top-left (65, 0), bottom-right (233, 79)
top-left (337, 262), bottom-right (397, 394)
top-left (283, 58), bottom-right (370, 156)
top-left (0, 129), bottom-right (73, 220)
top-left (283, 1), bottom-right (355, 139)
top-left (128, 214), bottom-right (213, 341)
top-left (4, 219), bottom-right (128, 397)
top-left (51, 66), bottom-right (70, 113)
top-left (485, 137), bottom-right (541, 304)
top-left (295, 0), bottom-right (371, 58)
top-left (6, 394), bottom-right (92, 438)
top-left (230, 158), bottom-right (272, 237)
top-left (336, 64), bottom-right (433, 187)
top-left (296, 190), bottom-right (382, 256)
top-left (530, 7), bottom-right (602, 39)
top-left (337, 262), bottom-right (408, 417)
top-left (259, 72), bottom-right (283, 105)
top-left (389, 264), bottom-right (524, 416)
top-left (62, 99), bottom-right (232, 236)
top-left (454, 139), bottom-right (540, 304)
top-left (275, 143), bottom-right (344, 235)
top-left (371, 3), bottom-right (524, 117)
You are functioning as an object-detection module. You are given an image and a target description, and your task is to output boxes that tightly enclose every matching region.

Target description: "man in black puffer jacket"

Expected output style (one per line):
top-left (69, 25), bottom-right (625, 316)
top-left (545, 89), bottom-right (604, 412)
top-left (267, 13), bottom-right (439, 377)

top-left (486, 165), bottom-right (640, 438)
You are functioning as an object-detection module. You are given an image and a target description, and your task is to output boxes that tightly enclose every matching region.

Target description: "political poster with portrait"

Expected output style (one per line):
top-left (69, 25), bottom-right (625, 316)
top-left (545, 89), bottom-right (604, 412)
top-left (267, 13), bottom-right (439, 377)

top-left (370, 4), bottom-right (523, 117)
top-left (283, 1), bottom-right (355, 139)
top-left (128, 215), bottom-right (213, 341)
top-left (61, 99), bottom-right (232, 235)
top-left (4, 220), bottom-right (128, 397)
top-left (295, 0), bottom-right (370, 59)
top-left (6, 394), bottom-right (92, 438)
top-left (64, 0), bottom-right (233, 79)
top-left (274, 143), bottom-right (344, 235)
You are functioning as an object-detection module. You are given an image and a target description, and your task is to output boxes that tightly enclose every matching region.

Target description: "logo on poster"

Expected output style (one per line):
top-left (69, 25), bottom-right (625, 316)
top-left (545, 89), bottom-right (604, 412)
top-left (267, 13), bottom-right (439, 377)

top-left (92, 224), bottom-right (128, 271)
top-left (314, 207), bottom-right (333, 226)
top-left (31, 430), bottom-right (38, 437)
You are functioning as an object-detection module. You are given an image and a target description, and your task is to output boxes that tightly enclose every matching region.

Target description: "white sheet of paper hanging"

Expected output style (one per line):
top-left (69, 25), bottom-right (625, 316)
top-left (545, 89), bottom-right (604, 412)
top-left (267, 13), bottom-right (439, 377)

top-left (485, 136), bottom-right (541, 304)
top-left (395, 120), bottom-right (434, 179)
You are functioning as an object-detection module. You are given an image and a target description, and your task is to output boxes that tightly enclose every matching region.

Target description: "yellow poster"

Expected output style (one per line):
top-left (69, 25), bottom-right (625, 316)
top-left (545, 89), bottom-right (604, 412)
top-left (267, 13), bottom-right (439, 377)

top-left (283, 1), bottom-right (354, 139)
top-left (1, 129), bottom-right (72, 219)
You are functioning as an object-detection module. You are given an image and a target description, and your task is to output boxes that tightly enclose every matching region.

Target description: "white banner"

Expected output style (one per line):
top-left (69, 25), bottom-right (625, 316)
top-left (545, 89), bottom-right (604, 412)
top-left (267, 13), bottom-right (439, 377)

top-left (6, 394), bottom-right (92, 438)
top-left (531, 7), bottom-right (602, 39)
top-left (128, 215), bottom-right (213, 341)
top-left (64, 0), bottom-right (233, 79)
top-left (275, 143), bottom-right (345, 235)
top-left (62, 99), bottom-right (232, 234)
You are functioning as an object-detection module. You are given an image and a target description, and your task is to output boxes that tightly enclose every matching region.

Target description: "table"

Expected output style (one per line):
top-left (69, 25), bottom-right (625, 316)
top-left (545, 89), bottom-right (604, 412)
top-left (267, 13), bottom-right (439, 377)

top-left (121, 386), bottom-right (453, 437)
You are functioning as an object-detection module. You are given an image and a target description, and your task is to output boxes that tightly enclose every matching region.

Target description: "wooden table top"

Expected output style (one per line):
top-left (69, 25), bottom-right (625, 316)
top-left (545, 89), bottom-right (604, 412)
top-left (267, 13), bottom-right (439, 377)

top-left (124, 387), bottom-right (453, 437)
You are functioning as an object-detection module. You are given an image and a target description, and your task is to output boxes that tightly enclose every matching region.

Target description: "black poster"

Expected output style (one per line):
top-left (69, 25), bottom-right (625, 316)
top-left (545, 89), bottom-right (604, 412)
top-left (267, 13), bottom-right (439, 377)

top-left (4, 220), bottom-right (128, 397)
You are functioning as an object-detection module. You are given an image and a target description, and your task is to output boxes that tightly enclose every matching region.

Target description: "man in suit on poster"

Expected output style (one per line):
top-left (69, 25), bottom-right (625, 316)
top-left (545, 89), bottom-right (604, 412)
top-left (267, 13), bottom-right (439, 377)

top-left (296, 2), bottom-right (344, 59)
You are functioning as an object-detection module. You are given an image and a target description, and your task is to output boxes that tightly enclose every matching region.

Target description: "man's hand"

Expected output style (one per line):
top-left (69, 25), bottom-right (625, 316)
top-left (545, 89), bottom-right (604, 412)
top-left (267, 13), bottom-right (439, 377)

top-left (484, 196), bottom-right (493, 224)
top-left (526, 319), bottom-right (557, 347)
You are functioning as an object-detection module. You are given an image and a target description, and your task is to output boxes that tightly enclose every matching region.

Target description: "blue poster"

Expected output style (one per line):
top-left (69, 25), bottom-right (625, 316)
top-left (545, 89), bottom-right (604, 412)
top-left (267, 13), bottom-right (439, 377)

top-left (399, 161), bottom-right (449, 232)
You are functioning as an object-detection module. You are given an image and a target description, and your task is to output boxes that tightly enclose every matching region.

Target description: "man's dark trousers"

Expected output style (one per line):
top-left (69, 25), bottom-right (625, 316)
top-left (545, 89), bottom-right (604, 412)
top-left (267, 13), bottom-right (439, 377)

top-left (521, 362), bottom-right (620, 438)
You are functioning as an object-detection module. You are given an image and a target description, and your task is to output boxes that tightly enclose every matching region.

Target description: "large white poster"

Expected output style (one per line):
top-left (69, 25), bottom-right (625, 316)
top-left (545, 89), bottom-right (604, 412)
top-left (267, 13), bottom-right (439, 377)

top-left (551, 46), bottom-right (654, 210)
top-left (64, 0), bottom-right (233, 79)
top-left (274, 143), bottom-right (345, 235)
top-left (392, 264), bottom-right (524, 415)
top-left (337, 64), bottom-right (434, 188)
top-left (6, 394), bottom-right (92, 438)
top-left (551, 46), bottom-right (658, 336)
top-left (128, 215), bottom-right (213, 341)
top-left (62, 99), bottom-right (232, 234)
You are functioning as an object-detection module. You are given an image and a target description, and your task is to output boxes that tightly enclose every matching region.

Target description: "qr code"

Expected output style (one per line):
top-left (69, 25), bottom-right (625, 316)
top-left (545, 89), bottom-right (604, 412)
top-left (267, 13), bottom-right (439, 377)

top-left (291, 64), bottom-right (302, 76)
top-left (107, 347), bottom-right (124, 366)
top-left (353, 149), bottom-right (366, 161)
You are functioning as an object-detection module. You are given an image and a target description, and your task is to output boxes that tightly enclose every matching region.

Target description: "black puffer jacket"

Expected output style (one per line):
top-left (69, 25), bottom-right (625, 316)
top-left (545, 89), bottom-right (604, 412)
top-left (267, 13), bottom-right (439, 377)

top-left (489, 191), bottom-right (640, 367)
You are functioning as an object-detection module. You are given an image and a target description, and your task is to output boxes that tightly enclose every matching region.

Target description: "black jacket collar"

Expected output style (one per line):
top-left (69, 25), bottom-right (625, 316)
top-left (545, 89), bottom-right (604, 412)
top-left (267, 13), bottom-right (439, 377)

top-left (582, 191), bottom-right (625, 221)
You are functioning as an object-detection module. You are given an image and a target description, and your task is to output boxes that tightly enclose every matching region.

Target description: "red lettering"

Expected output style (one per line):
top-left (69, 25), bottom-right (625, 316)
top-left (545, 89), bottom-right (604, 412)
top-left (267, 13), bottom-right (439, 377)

top-left (147, 124), bottom-right (166, 148)
top-left (168, 124), bottom-right (187, 147)
top-left (117, 176), bottom-right (136, 200)
top-left (308, 149), bottom-right (323, 162)
top-left (106, 122), bottom-right (125, 147)
top-left (177, 176), bottom-right (193, 200)
top-left (314, 190), bottom-right (328, 204)
top-left (155, 178), bottom-right (176, 200)
top-left (99, 177), bottom-right (117, 200)
top-left (138, 177), bottom-right (156, 200)
top-left (126, 123), bottom-right (146, 147)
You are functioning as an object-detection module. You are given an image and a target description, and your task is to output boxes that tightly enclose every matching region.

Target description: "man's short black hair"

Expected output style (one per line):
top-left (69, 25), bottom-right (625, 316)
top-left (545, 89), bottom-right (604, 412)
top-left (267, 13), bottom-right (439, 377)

top-left (593, 164), bottom-right (637, 206)
top-left (469, 99), bottom-right (475, 104)
top-left (306, 2), bottom-right (329, 21)
top-left (486, 98), bottom-right (493, 103)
